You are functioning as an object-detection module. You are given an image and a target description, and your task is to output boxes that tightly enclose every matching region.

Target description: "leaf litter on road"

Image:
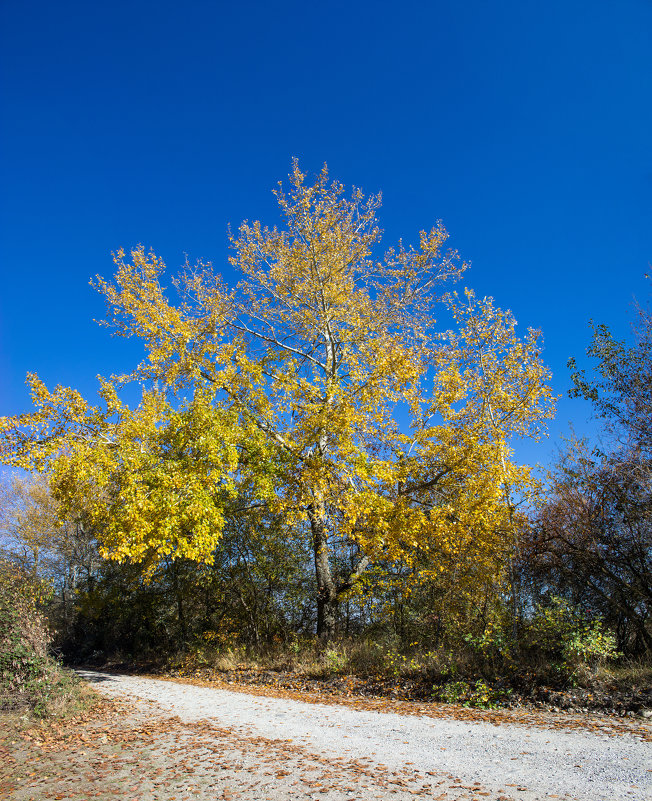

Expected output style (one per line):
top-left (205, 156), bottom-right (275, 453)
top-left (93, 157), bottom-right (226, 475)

top-left (0, 698), bottom-right (548, 801)
top-left (144, 671), bottom-right (652, 742)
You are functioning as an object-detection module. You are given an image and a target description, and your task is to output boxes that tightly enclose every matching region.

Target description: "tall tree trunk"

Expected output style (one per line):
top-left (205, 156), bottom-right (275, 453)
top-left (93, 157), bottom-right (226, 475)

top-left (309, 497), bottom-right (337, 642)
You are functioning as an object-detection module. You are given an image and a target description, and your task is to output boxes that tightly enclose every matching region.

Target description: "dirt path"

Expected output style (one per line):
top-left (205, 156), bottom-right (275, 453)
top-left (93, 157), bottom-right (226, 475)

top-left (1, 670), bottom-right (650, 801)
top-left (3, 701), bottom-right (503, 801)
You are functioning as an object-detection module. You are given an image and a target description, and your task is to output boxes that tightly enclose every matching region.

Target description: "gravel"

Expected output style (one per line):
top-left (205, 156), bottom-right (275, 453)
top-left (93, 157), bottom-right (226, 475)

top-left (79, 669), bottom-right (651, 801)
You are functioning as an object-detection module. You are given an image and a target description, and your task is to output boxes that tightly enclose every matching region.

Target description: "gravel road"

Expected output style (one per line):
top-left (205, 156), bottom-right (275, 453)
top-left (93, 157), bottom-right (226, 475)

top-left (79, 670), bottom-right (651, 801)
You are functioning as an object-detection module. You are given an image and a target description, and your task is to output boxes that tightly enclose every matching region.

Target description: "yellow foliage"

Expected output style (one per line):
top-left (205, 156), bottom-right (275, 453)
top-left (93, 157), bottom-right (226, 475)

top-left (0, 162), bottom-right (554, 604)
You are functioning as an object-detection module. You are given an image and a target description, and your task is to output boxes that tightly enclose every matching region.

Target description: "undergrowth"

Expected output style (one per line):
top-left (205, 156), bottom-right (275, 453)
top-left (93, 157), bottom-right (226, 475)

top-left (0, 559), bottom-right (93, 718)
top-left (154, 620), bottom-right (649, 711)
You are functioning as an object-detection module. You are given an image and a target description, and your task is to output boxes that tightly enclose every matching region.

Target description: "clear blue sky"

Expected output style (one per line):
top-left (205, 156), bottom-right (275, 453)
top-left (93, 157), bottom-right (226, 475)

top-left (1, 0), bottom-right (651, 468)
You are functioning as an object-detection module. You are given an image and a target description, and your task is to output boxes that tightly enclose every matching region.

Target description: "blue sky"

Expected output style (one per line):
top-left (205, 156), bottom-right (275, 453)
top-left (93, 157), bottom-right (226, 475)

top-left (1, 0), bottom-right (651, 468)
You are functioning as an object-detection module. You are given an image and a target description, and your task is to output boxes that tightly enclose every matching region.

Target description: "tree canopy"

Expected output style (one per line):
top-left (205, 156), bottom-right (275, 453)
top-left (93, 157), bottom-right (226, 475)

top-left (0, 163), bottom-right (554, 639)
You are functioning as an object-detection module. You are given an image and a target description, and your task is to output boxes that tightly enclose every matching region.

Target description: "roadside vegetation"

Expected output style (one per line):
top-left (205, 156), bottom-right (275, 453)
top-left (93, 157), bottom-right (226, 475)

top-left (0, 558), bottom-right (95, 720)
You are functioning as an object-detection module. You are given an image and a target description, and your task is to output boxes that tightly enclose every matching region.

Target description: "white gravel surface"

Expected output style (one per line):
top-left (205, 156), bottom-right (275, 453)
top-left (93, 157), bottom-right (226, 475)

top-left (79, 670), bottom-right (651, 801)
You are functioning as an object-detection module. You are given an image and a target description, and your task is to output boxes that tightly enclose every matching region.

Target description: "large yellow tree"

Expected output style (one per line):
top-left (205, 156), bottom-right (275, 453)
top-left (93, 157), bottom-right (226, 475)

top-left (0, 163), bottom-right (554, 639)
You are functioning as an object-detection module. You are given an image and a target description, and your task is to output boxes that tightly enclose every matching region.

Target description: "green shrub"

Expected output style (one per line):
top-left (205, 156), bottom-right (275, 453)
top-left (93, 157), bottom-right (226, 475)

top-left (432, 678), bottom-right (511, 709)
top-left (0, 559), bottom-right (83, 717)
top-left (528, 596), bottom-right (620, 675)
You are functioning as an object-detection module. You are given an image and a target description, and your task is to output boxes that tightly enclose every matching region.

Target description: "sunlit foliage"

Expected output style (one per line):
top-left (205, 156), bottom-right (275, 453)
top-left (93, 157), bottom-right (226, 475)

top-left (0, 163), bottom-right (554, 638)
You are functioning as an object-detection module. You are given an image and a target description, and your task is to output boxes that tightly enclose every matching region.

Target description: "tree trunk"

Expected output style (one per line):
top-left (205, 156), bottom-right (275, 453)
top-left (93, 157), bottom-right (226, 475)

top-left (309, 497), bottom-right (337, 642)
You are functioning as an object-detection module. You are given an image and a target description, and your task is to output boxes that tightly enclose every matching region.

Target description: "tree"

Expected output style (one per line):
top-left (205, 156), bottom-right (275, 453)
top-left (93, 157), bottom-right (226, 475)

top-left (0, 473), bottom-right (100, 643)
top-left (0, 474), bottom-right (58, 577)
top-left (527, 285), bottom-right (652, 655)
top-left (526, 439), bottom-right (652, 654)
top-left (0, 163), bottom-right (554, 640)
top-left (568, 284), bottom-right (652, 456)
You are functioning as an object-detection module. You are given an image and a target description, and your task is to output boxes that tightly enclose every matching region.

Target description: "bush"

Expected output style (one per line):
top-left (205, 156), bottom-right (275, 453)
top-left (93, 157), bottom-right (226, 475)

top-left (431, 678), bottom-right (511, 709)
top-left (0, 559), bottom-right (83, 716)
top-left (528, 596), bottom-right (620, 676)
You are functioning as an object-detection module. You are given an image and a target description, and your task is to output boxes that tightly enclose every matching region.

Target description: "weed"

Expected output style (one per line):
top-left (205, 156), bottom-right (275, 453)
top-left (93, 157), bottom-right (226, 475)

top-left (432, 678), bottom-right (512, 709)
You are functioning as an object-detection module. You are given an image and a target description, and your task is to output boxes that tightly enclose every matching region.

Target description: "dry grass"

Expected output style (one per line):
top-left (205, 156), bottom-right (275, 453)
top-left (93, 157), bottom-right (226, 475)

top-left (595, 659), bottom-right (652, 688)
top-left (173, 637), bottom-right (475, 683)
